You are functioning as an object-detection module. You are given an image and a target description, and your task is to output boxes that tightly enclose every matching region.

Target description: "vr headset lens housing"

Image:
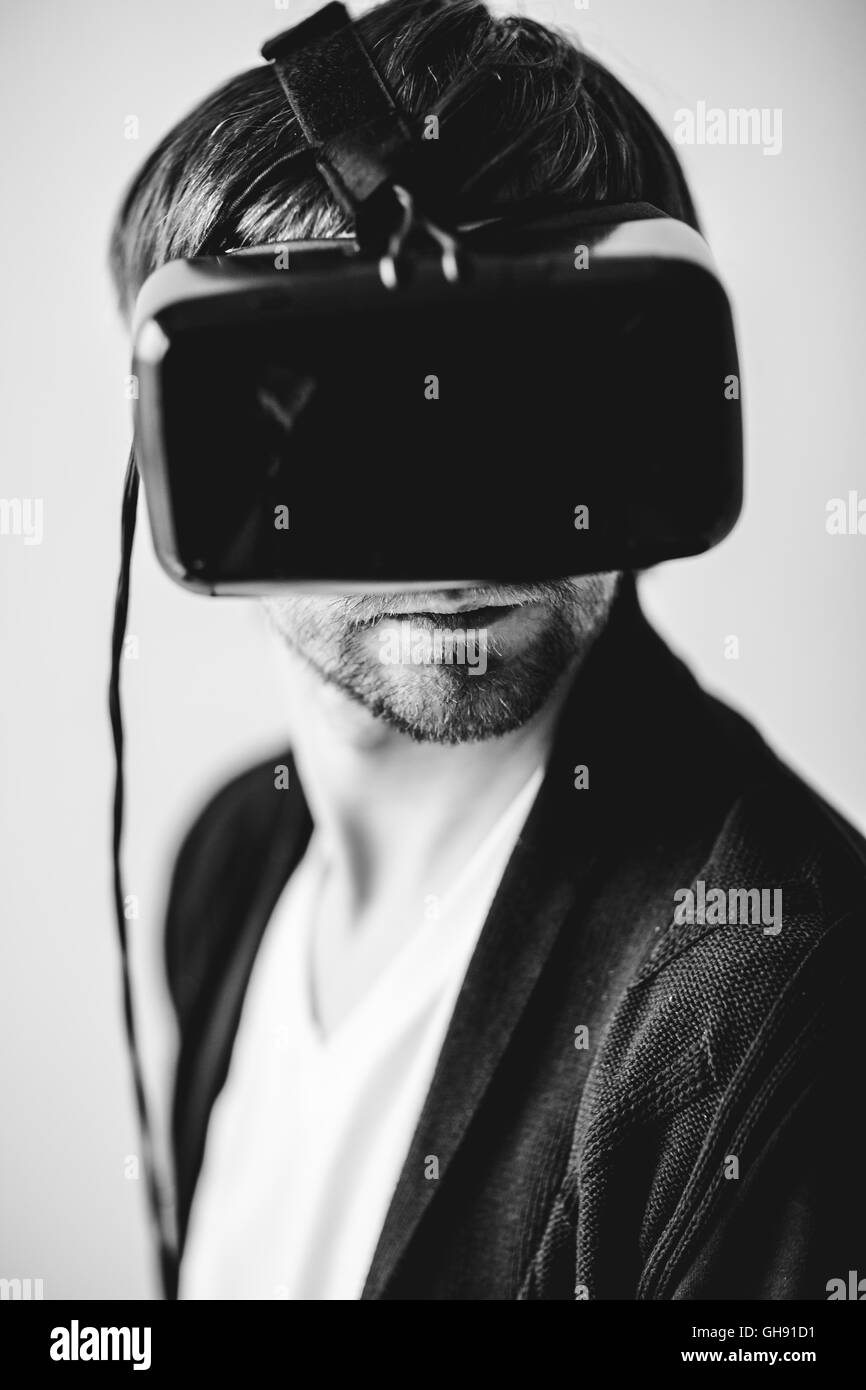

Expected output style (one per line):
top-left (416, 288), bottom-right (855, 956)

top-left (131, 205), bottom-right (743, 593)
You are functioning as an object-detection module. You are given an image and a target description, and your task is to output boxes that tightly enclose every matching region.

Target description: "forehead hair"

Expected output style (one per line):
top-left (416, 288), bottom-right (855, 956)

top-left (108, 0), bottom-right (700, 320)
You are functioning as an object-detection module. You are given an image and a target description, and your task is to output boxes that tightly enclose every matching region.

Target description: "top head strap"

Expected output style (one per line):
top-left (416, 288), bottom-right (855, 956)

top-left (261, 2), bottom-right (417, 246)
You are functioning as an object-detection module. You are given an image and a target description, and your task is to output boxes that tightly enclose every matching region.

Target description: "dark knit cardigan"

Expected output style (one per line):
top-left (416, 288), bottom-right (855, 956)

top-left (163, 578), bottom-right (866, 1299)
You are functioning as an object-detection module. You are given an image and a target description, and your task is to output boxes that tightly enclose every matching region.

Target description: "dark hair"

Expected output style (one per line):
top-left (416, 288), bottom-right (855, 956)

top-left (109, 0), bottom-right (700, 320)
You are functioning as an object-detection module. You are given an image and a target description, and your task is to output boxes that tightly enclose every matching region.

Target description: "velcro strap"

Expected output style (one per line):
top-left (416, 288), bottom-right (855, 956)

top-left (261, 2), bottom-right (416, 234)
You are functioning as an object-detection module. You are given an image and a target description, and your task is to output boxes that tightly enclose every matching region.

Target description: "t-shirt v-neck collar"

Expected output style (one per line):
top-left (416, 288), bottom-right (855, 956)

top-left (292, 765), bottom-right (546, 1057)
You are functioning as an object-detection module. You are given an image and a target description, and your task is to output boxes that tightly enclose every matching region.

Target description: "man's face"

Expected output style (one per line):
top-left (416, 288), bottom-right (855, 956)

top-left (263, 573), bottom-right (619, 744)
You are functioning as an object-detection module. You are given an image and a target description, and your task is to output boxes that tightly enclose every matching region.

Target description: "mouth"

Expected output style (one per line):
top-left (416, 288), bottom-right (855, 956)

top-left (388, 604), bottom-right (517, 629)
top-left (342, 582), bottom-right (564, 633)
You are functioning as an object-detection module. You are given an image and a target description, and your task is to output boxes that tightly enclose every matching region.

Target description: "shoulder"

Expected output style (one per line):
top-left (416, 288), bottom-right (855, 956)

top-left (579, 689), bottom-right (866, 1144)
top-left (685, 731), bottom-right (866, 1005)
top-left (660, 669), bottom-right (866, 971)
top-left (640, 731), bottom-right (866, 1053)
top-left (704, 716), bottom-right (866, 913)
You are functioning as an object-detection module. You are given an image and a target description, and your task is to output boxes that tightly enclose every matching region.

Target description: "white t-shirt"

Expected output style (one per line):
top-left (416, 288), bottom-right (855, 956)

top-left (180, 767), bottom-right (544, 1300)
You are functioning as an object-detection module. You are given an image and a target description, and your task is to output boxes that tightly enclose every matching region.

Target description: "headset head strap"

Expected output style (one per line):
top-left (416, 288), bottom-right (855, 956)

top-left (262, 2), bottom-right (420, 249)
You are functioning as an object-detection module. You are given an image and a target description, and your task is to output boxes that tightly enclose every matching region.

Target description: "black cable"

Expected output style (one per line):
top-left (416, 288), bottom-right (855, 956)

top-left (109, 447), bottom-right (176, 1298)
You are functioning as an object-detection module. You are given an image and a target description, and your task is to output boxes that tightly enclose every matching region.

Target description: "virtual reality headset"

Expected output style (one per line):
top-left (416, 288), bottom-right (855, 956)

top-left (130, 3), bottom-right (743, 593)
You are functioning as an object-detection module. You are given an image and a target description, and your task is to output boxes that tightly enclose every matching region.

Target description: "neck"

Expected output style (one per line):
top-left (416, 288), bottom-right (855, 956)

top-left (278, 655), bottom-right (575, 912)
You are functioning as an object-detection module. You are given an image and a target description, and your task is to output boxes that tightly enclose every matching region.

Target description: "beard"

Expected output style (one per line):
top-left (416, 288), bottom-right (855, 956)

top-left (263, 573), bottom-right (620, 745)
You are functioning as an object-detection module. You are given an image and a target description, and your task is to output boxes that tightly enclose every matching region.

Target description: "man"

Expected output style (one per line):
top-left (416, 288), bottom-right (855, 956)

top-left (111, 0), bottom-right (865, 1300)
